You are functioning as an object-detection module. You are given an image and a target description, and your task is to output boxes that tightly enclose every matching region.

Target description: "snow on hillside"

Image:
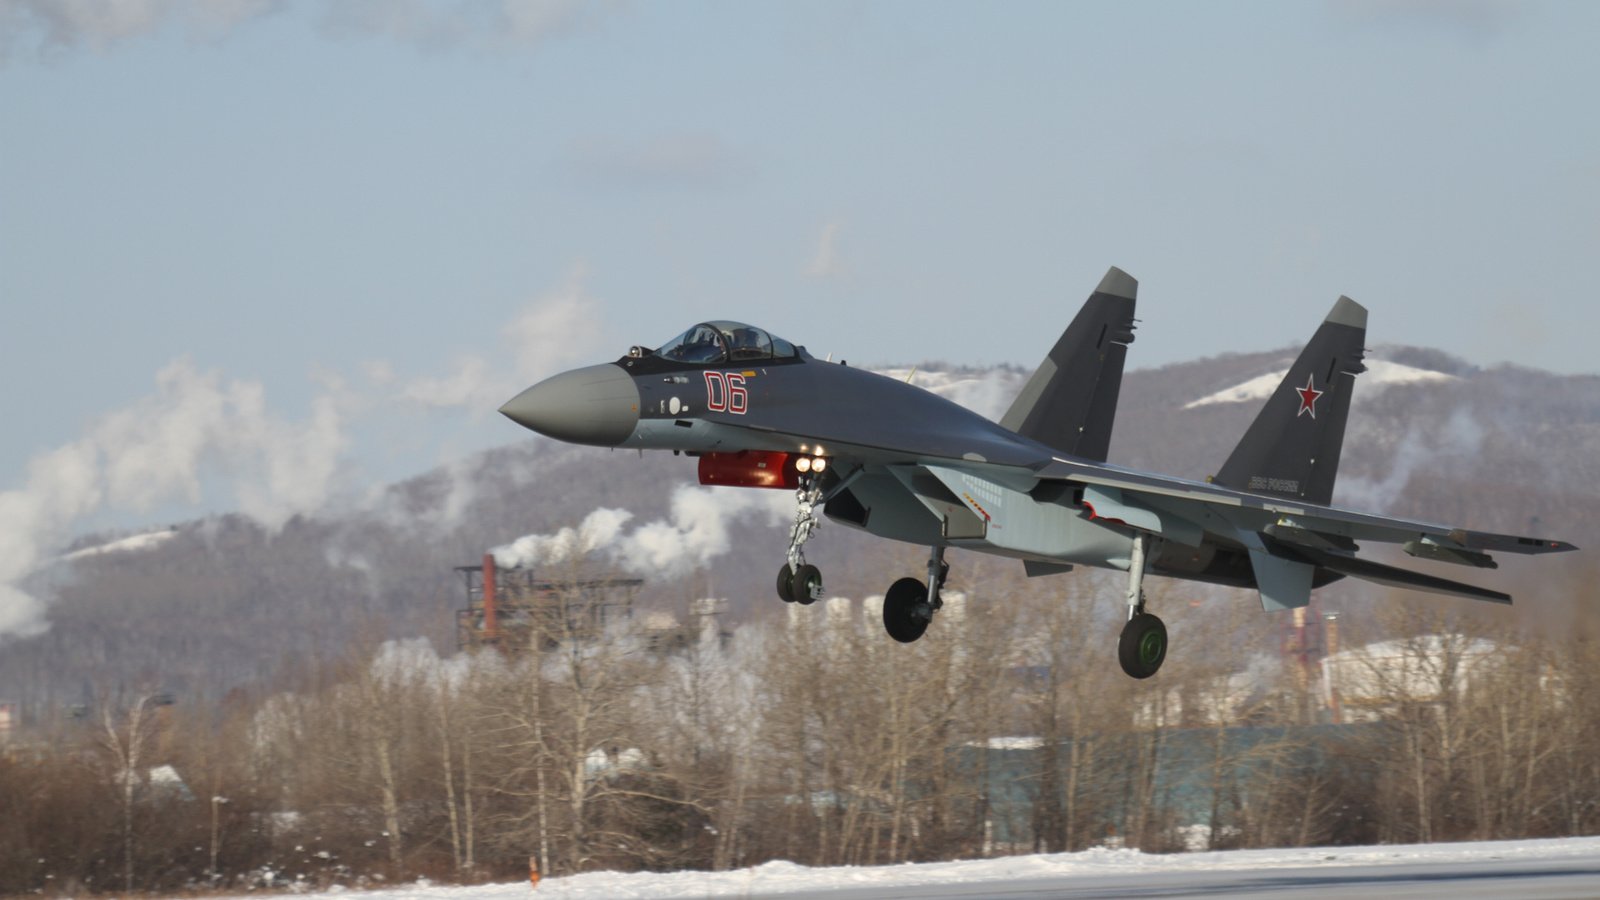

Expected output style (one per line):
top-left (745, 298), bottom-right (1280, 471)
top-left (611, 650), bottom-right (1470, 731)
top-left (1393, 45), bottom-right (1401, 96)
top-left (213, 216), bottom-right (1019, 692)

top-left (58, 529), bottom-right (178, 562)
top-left (870, 358), bottom-right (1456, 421)
top-left (231, 837), bottom-right (1600, 899)
top-left (877, 367), bottom-right (1023, 421)
top-left (1183, 359), bottom-right (1456, 410)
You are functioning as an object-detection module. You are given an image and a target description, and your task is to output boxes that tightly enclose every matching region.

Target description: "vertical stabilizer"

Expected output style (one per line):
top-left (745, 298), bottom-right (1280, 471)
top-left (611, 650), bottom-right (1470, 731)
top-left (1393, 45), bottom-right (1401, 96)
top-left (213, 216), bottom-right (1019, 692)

top-left (1213, 296), bottom-right (1367, 505)
top-left (1000, 266), bottom-right (1138, 461)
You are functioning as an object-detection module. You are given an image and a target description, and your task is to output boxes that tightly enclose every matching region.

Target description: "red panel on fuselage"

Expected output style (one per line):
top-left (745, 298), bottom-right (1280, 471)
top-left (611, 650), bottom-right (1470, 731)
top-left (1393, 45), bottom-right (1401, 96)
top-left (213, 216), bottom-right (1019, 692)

top-left (697, 450), bottom-right (798, 489)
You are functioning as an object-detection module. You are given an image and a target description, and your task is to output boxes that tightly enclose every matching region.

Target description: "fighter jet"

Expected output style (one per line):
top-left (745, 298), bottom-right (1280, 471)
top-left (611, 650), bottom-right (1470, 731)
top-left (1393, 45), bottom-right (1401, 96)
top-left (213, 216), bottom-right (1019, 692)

top-left (499, 268), bottom-right (1576, 678)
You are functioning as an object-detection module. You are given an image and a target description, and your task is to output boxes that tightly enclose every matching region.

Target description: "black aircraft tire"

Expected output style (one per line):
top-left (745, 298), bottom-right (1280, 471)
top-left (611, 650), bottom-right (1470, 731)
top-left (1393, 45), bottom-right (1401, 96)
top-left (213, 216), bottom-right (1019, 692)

top-left (793, 564), bottom-right (822, 605)
top-left (776, 564), bottom-right (796, 603)
top-left (1118, 613), bottom-right (1168, 679)
top-left (883, 577), bottom-right (930, 643)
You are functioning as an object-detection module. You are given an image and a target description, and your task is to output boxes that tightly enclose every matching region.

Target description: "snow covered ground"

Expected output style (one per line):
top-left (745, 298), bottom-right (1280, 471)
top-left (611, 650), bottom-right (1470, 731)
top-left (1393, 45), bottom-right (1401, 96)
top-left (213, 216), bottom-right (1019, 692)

top-left (260, 836), bottom-right (1600, 900)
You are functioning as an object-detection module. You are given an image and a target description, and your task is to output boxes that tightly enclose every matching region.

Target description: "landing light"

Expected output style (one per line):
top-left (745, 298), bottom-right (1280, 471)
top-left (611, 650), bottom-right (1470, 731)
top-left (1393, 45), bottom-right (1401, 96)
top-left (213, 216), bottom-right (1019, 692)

top-left (795, 455), bottom-right (827, 474)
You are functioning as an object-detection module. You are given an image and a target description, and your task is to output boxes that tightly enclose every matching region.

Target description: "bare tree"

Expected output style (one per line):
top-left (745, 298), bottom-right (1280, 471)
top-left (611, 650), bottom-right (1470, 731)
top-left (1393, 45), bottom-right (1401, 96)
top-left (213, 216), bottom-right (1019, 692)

top-left (96, 689), bottom-right (172, 894)
top-left (474, 552), bottom-right (671, 876)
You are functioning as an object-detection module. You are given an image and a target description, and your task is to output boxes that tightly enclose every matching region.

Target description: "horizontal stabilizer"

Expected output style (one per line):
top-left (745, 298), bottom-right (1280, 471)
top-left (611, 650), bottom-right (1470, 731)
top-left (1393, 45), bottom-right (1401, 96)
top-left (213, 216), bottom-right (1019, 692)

top-left (1264, 522), bottom-right (1358, 554)
top-left (1289, 545), bottom-right (1512, 604)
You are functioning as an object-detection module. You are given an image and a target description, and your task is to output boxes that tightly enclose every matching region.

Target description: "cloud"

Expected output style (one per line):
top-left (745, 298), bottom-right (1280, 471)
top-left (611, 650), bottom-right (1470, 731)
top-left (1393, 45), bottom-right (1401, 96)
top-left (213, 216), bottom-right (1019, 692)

top-left (806, 221), bottom-right (845, 279)
top-left (0, 0), bottom-right (596, 61)
top-left (321, 0), bottom-right (591, 52)
top-left (0, 0), bottom-right (283, 60)
top-left (399, 263), bottom-right (605, 411)
top-left (503, 265), bottom-right (604, 383)
top-left (400, 355), bottom-right (498, 410)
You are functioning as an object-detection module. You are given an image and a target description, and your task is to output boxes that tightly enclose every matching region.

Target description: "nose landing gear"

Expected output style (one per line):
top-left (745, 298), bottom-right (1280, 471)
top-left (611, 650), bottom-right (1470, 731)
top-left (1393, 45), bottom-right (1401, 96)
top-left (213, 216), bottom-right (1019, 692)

top-left (777, 562), bottom-right (822, 606)
top-left (776, 474), bottom-right (826, 605)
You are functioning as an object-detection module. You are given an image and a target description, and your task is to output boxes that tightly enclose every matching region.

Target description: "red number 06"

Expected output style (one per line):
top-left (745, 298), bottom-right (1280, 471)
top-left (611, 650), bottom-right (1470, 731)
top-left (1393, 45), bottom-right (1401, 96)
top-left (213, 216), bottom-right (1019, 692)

top-left (704, 371), bottom-right (749, 414)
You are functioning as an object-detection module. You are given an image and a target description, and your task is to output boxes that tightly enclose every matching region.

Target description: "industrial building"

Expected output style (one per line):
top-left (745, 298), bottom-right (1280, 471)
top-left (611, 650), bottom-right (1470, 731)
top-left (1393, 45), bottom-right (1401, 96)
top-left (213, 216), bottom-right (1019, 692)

top-left (454, 554), bottom-right (644, 652)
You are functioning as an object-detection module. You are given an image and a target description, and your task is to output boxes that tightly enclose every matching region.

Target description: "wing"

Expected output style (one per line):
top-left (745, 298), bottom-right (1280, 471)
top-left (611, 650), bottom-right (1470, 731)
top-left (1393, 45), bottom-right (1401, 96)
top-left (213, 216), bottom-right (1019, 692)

top-left (1034, 455), bottom-right (1576, 604)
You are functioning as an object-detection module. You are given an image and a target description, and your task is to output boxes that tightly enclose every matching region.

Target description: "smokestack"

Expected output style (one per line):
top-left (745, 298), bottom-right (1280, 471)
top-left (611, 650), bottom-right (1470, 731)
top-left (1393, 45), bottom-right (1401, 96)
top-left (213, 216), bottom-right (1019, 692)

top-left (482, 553), bottom-right (499, 642)
top-left (1324, 613), bottom-right (1343, 725)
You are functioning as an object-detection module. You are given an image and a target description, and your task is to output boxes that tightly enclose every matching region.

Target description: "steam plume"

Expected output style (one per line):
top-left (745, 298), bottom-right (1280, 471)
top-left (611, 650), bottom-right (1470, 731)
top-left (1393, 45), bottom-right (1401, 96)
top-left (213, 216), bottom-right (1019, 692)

top-left (0, 359), bottom-right (349, 637)
top-left (1337, 408), bottom-right (1486, 513)
top-left (0, 268), bottom-right (601, 638)
top-left (492, 485), bottom-right (791, 579)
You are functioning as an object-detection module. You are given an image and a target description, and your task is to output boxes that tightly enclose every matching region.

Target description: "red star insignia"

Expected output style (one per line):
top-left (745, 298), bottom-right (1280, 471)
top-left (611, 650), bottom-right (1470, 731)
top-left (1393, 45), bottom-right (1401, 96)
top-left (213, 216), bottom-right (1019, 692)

top-left (1295, 373), bottom-right (1323, 419)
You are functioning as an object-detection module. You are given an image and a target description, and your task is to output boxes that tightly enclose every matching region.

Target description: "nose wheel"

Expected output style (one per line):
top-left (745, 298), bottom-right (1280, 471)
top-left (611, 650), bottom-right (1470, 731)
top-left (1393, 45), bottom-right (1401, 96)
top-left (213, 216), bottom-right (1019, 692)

top-left (776, 475), bottom-right (826, 604)
top-left (777, 562), bottom-right (822, 605)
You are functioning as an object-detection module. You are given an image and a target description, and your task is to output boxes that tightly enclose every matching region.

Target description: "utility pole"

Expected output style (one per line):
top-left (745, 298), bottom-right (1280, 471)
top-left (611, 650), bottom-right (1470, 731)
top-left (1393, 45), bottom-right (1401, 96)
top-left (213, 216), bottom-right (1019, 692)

top-left (210, 795), bottom-right (229, 883)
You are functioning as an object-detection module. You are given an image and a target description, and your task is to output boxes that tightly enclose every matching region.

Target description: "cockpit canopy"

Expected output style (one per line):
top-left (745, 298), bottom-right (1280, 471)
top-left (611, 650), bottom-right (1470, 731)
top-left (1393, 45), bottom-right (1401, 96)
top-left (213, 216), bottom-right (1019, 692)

top-left (655, 321), bottom-right (798, 364)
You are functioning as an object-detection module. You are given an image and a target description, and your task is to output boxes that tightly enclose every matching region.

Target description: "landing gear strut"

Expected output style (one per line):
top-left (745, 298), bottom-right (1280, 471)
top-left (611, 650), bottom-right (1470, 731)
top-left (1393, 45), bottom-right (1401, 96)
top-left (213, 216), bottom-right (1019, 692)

top-left (776, 474), bottom-right (825, 605)
top-left (883, 546), bottom-right (948, 643)
top-left (1118, 533), bottom-right (1167, 679)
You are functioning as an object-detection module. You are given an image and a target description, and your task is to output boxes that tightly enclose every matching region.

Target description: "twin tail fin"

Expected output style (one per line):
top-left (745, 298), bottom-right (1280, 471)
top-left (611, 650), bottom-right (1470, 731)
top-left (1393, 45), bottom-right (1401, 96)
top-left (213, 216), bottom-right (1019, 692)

top-left (1213, 296), bottom-right (1368, 506)
top-left (1000, 266), bottom-right (1137, 461)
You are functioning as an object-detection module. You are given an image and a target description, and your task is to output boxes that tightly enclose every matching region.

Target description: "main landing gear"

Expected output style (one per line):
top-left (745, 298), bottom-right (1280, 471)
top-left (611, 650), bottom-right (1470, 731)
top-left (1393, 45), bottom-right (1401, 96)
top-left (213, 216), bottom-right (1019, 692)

top-left (772, 469), bottom-right (952, 642)
top-left (882, 546), bottom-right (949, 643)
top-left (1118, 533), bottom-right (1167, 679)
top-left (776, 474), bottom-right (825, 605)
top-left (774, 483), bottom-right (1168, 677)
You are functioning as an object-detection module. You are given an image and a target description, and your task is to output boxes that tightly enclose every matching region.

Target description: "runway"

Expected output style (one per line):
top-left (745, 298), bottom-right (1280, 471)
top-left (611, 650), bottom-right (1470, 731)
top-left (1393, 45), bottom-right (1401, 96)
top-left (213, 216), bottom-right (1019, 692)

top-left (219, 836), bottom-right (1600, 899)
top-left (758, 853), bottom-right (1600, 899)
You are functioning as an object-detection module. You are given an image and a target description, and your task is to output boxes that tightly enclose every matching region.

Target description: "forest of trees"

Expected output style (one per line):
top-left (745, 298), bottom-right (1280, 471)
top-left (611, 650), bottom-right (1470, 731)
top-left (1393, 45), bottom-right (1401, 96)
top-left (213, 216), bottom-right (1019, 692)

top-left (2, 554), bottom-right (1597, 896)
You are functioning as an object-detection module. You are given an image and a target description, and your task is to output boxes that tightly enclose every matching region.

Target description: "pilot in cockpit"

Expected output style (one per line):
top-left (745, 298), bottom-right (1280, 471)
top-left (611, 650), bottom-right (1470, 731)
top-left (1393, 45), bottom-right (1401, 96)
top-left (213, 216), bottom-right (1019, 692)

top-left (655, 321), bottom-right (796, 364)
top-left (728, 326), bottom-right (767, 361)
top-left (690, 331), bottom-right (714, 352)
top-left (680, 326), bottom-right (725, 363)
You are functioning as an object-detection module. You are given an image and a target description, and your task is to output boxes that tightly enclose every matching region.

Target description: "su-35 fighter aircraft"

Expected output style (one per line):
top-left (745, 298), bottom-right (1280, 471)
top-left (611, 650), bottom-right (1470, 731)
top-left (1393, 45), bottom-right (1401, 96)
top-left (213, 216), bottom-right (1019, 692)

top-left (500, 268), bottom-right (1575, 678)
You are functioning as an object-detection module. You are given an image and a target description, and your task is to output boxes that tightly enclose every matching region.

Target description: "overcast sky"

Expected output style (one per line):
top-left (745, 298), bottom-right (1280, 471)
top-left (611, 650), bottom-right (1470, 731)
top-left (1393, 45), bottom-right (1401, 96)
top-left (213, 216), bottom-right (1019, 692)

top-left (2, 0), bottom-right (1598, 546)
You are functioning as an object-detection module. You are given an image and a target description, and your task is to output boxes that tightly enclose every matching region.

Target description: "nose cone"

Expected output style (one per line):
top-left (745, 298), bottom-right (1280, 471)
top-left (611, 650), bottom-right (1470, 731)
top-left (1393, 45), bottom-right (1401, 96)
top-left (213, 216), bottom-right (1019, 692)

top-left (500, 364), bottom-right (640, 446)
